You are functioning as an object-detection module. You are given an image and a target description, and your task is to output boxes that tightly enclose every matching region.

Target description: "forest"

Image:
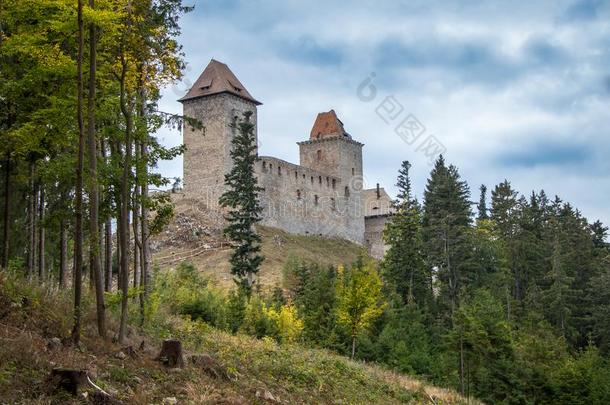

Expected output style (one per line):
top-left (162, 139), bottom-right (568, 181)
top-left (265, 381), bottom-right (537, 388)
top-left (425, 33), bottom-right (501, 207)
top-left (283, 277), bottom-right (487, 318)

top-left (2, 1), bottom-right (610, 404)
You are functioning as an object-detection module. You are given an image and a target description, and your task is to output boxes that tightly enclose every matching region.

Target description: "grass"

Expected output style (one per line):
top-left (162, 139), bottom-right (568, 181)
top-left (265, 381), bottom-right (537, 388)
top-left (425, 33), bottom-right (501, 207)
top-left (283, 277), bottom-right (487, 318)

top-left (0, 271), bottom-right (474, 404)
top-left (153, 225), bottom-right (369, 290)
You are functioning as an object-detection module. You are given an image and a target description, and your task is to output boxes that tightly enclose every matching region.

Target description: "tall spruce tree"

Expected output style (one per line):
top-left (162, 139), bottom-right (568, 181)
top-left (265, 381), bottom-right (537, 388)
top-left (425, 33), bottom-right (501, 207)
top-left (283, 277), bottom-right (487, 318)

top-left (422, 155), bottom-right (472, 319)
top-left (477, 184), bottom-right (488, 222)
top-left (382, 161), bottom-right (429, 307)
top-left (220, 111), bottom-right (264, 293)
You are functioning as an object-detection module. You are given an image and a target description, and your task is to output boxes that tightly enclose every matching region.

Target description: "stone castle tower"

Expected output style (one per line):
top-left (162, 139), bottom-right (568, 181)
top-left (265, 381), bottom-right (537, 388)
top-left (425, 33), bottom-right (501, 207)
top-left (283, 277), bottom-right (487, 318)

top-left (179, 60), bottom-right (393, 254)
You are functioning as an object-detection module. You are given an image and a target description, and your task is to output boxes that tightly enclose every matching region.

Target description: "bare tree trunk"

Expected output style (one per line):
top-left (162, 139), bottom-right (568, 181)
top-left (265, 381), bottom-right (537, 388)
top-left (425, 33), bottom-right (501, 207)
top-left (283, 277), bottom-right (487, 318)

top-left (1, 152), bottom-right (10, 269)
top-left (351, 336), bottom-right (356, 360)
top-left (100, 138), bottom-right (112, 292)
top-left (118, 47), bottom-right (133, 344)
top-left (138, 76), bottom-right (151, 326)
top-left (38, 186), bottom-right (45, 279)
top-left (27, 162), bottom-right (36, 277)
top-left (104, 217), bottom-right (112, 291)
top-left (72, 0), bottom-right (85, 346)
top-left (459, 335), bottom-right (465, 396)
top-left (87, 0), bottom-right (106, 338)
top-left (133, 173), bottom-right (140, 290)
top-left (59, 218), bottom-right (67, 288)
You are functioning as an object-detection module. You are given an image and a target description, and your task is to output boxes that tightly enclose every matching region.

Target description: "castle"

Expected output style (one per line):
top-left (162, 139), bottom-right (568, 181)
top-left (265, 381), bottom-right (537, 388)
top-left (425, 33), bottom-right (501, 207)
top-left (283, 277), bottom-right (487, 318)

top-left (179, 60), bottom-right (393, 258)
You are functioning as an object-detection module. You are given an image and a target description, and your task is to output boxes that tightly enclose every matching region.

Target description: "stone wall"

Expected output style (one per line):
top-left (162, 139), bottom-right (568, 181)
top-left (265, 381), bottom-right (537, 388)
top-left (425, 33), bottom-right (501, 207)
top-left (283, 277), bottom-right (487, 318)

top-left (182, 93), bottom-right (258, 209)
top-left (256, 156), bottom-right (364, 244)
top-left (364, 215), bottom-right (390, 259)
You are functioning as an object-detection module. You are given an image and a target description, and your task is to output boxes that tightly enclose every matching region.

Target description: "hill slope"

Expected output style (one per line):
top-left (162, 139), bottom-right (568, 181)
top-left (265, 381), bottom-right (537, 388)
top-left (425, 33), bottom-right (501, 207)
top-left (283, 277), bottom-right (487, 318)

top-left (0, 273), bottom-right (471, 404)
top-left (151, 194), bottom-right (369, 289)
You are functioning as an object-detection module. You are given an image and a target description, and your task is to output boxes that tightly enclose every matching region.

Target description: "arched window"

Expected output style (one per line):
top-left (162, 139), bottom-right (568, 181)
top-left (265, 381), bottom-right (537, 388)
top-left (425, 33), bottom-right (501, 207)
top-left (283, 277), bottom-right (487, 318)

top-left (332, 179), bottom-right (336, 189)
top-left (314, 195), bottom-right (319, 205)
top-left (351, 167), bottom-right (355, 175)
top-left (344, 186), bottom-right (350, 197)
top-left (296, 189), bottom-right (302, 200)
top-left (317, 150), bottom-right (322, 160)
top-left (311, 176), bottom-right (314, 184)
top-left (318, 176), bottom-right (322, 185)
top-left (262, 161), bottom-right (267, 171)
top-left (294, 171), bottom-right (298, 179)
top-left (330, 198), bottom-right (336, 210)
top-left (278, 166), bottom-right (281, 175)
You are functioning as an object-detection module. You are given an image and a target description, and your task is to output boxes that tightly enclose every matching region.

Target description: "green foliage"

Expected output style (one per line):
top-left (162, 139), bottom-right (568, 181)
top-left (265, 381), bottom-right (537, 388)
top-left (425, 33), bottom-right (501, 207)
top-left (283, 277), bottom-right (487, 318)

top-left (336, 261), bottom-right (386, 357)
top-left (219, 111), bottom-right (264, 293)
top-left (382, 161), bottom-right (429, 307)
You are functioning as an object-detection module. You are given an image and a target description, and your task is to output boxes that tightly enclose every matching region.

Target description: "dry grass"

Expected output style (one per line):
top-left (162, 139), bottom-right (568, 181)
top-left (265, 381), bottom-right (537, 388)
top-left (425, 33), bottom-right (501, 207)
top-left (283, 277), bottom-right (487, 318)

top-left (153, 225), bottom-right (369, 291)
top-left (0, 272), bottom-right (473, 404)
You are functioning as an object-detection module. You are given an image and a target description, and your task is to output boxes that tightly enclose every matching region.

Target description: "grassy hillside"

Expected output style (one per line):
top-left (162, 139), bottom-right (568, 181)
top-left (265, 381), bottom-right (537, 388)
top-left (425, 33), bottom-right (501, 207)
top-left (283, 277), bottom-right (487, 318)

top-left (153, 224), bottom-right (369, 290)
top-left (0, 273), bottom-right (471, 404)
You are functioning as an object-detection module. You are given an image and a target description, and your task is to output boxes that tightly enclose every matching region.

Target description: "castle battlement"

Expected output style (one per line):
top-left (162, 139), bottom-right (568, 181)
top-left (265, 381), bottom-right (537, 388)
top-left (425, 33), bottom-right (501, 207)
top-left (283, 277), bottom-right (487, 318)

top-left (180, 60), bottom-right (393, 257)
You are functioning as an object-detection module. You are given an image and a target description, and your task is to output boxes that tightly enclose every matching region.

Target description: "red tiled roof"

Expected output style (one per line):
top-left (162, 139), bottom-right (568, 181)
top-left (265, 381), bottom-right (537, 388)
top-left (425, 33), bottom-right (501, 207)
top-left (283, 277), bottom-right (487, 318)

top-left (309, 110), bottom-right (351, 140)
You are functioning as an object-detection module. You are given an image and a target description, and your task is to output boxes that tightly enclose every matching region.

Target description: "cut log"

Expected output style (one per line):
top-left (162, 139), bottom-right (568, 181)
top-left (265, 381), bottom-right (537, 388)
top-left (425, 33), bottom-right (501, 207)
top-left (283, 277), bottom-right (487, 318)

top-left (48, 368), bottom-right (87, 395)
top-left (156, 339), bottom-right (184, 368)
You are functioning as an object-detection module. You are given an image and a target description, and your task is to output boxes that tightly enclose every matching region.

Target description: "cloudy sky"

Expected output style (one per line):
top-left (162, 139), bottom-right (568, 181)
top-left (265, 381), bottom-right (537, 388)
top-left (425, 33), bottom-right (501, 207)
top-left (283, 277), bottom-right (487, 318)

top-left (156, 0), bottom-right (610, 226)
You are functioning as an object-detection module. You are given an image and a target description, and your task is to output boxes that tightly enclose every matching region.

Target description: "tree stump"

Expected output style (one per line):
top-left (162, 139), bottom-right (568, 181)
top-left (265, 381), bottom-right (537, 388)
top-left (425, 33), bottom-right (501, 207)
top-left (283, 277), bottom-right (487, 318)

top-left (48, 368), bottom-right (87, 395)
top-left (156, 339), bottom-right (184, 368)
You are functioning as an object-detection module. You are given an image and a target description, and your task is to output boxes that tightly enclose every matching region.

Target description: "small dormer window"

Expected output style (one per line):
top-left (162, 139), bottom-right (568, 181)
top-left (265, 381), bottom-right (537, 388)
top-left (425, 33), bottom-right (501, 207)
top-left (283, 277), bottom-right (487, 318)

top-left (199, 78), bottom-right (213, 91)
top-left (227, 79), bottom-right (242, 93)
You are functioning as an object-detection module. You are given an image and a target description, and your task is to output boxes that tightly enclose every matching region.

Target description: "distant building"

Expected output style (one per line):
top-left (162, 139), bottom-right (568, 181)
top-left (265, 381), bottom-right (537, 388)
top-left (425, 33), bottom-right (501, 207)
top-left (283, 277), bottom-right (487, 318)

top-left (179, 59), bottom-right (393, 258)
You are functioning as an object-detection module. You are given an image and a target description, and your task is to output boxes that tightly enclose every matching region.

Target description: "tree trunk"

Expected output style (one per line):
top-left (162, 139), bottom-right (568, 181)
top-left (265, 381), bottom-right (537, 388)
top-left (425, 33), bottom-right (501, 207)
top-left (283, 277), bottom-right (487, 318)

top-left (27, 162), bottom-right (36, 277)
top-left (132, 174), bottom-right (140, 290)
top-left (59, 218), bottom-right (67, 288)
top-left (351, 336), bottom-right (356, 359)
top-left (104, 217), bottom-right (112, 291)
top-left (459, 335), bottom-right (465, 396)
top-left (1, 152), bottom-right (10, 269)
top-left (87, 0), bottom-right (106, 338)
top-left (100, 138), bottom-right (112, 292)
top-left (138, 77), bottom-right (151, 326)
top-left (72, 0), bottom-right (85, 346)
top-left (38, 186), bottom-right (45, 279)
top-left (117, 50), bottom-right (133, 344)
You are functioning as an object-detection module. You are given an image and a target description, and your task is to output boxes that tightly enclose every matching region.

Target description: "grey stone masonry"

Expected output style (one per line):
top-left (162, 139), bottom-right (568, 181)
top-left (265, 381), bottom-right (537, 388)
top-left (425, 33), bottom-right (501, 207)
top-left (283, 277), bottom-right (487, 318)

top-left (180, 60), bottom-right (392, 255)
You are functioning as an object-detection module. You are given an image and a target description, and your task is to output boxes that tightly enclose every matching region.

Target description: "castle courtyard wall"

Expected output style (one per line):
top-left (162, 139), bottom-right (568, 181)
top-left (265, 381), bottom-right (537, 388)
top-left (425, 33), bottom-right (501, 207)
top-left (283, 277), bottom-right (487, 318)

top-left (256, 156), bottom-right (365, 244)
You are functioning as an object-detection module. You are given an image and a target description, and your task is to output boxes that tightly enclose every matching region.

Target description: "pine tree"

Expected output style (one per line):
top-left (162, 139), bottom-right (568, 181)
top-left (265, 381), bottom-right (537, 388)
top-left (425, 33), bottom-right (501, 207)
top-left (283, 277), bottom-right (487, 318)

top-left (422, 155), bottom-right (473, 319)
top-left (382, 161), bottom-right (429, 307)
top-left (219, 111), bottom-right (264, 293)
top-left (477, 184), bottom-right (488, 222)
